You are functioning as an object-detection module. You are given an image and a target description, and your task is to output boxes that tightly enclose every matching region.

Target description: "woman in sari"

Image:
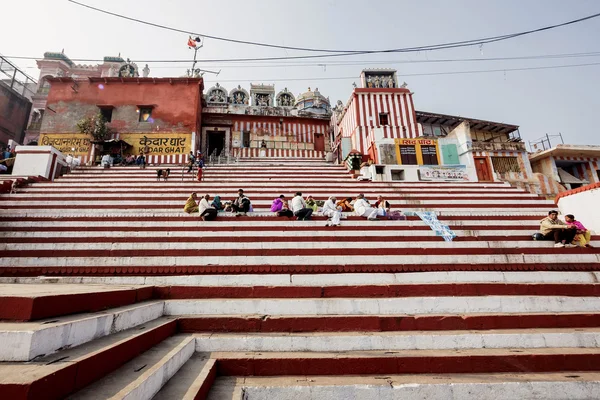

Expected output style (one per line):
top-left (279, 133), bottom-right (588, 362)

top-left (183, 192), bottom-right (199, 213)
top-left (565, 214), bottom-right (593, 247)
top-left (336, 197), bottom-right (354, 212)
top-left (211, 196), bottom-right (224, 211)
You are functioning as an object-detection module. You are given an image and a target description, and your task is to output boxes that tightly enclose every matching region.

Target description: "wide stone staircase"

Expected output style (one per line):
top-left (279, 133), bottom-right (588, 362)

top-left (1, 158), bottom-right (600, 399)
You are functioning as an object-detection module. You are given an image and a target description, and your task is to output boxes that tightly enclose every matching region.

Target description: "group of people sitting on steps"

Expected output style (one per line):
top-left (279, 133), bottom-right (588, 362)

top-left (538, 210), bottom-right (593, 248)
top-left (184, 189), bottom-right (398, 225)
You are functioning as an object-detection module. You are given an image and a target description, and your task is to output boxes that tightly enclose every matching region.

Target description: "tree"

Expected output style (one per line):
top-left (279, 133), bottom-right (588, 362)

top-left (76, 113), bottom-right (113, 142)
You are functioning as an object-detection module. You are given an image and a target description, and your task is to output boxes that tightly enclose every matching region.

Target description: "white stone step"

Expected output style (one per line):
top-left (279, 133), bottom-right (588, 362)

top-left (4, 253), bottom-right (598, 268)
top-left (0, 301), bottom-right (164, 361)
top-left (0, 199), bottom-right (552, 206)
top-left (4, 240), bottom-right (591, 252)
top-left (0, 209), bottom-right (552, 217)
top-left (153, 354), bottom-right (215, 400)
top-left (192, 329), bottom-right (600, 353)
top-left (0, 219), bottom-right (543, 228)
top-left (164, 296), bottom-right (600, 316)
top-left (0, 229), bottom-right (542, 239)
top-left (68, 334), bottom-right (195, 400)
top-left (207, 374), bottom-right (600, 400)
top-left (4, 271), bottom-right (599, 287)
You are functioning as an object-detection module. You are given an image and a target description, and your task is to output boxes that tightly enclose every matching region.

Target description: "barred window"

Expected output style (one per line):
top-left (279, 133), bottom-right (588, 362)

top-left (491, 156), bottom-right (520, 173)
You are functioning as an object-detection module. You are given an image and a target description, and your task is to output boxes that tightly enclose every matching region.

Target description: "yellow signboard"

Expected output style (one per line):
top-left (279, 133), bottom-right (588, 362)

top-left (119, 133), bottom-right (190, 155)
top-left (39, 133), bottom-right (191, 156)
top-left (394, 137), bottom-right (440, 165)
top-left (39, 133), bottom-right (92, 155)
top-left (395, 138), bottom-right (437, 146)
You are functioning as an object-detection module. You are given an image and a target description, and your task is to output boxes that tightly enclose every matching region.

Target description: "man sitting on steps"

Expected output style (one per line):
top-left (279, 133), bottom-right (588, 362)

top-left (354, 193), bottom-right (384, 221)
top-left (291, 192), bottom-right (313, 221)
top-left (231, 189), bottom-right (251, 216)
top-left (539, 210), bottom-right (577, 248)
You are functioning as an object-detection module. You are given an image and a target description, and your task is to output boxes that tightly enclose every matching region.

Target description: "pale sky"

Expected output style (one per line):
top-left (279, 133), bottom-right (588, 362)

top-left (2, 0), bottom-right (600, 146)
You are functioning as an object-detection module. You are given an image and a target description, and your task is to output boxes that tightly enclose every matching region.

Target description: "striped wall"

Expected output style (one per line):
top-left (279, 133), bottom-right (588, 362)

top-left (235, 148), bottom-right (324, 159)
top-left (337, 89), bottom-right (421, 155)
top-left (554, 156), bottom-right (600, 184)
top-left (232, 119), bottom-right (329, 145)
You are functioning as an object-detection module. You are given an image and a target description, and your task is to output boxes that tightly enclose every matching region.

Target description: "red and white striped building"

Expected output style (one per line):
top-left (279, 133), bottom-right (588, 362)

top-left (201, 84), bottom-right (331, 159)
top-left (331, 69), bottom-right (422, 162)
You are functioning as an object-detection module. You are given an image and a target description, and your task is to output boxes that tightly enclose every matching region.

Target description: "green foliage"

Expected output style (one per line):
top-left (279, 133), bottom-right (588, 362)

top-left (76, 113), bottom-right (113, 142)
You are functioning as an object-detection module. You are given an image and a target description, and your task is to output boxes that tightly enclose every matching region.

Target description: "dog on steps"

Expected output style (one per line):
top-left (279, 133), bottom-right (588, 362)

top-left (156, 168), bottom-right (171, 181)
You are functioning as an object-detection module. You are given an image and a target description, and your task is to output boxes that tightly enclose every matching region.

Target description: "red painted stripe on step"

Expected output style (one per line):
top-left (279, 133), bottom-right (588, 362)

top-left (194, 360), bottom-right (217, 400)
top-left (4, 247), bottom-right (598, 258)
top-left (0, 215), bottom-right (544, 222)
top-left (1, 203), bottom-right (552, 209)
top-left (0, 236), bottom-right (538, 244)
top-left (158, 284), bottom-right (600, 300)
top-left (215, 353), bottom-right (600, 376)
top-left (177, 313), bottom-right (600, 333)
top-left (0, 321), bottom-right (177, 400)
top-left (0, 287), bottom-right (151, 321)
top-left (0, 263), bottom-right (598, 277)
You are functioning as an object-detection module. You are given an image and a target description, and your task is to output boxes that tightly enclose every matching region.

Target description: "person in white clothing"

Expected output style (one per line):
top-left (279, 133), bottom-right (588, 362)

top-left (354, 194), bottom-right (384, 221)
top-left (198, 194), bottom-right (218, 221)
top-left (291, 192), bottom-right (313, 220)
top-left (322, 196), bottom-right (342, 227)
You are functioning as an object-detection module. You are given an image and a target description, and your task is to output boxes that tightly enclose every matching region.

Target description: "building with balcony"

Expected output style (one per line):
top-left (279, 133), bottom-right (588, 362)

top-left (416, 111), bottom-right (532, 183)
top-left (330, 69), bottom-right (533, 183)
top-left (529, 144), bottom-right (600, 196)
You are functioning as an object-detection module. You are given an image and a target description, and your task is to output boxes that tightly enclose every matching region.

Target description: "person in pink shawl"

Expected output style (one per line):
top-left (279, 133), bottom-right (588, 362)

top-left (565, 214), bottom-right (593, 247)
top-left (271, 195), bottom-right (293, 217)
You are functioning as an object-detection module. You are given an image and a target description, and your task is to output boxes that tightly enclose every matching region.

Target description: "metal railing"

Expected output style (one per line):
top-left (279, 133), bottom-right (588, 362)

top-left (207, 148), bottom-right (239, 165)
top-left (470, 141), bottom-right (526, 152)
top-left (0, 54), bottom-right (37, 99)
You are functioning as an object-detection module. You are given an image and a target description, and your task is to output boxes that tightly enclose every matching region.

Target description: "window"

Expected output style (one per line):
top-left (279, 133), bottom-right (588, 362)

top-left (379, 113), bottom-right (389, 126)
top-left (242, 131), bottom-right (250, 148)
top-left (491, 156), bottom-right (520, 174)
top-left (98, 107), bottom-right (113, 122)
top-left (433, 126), bottom-right (443, 137)
top-left (399, 145), bottom-right (418, 165)
top-left (421, 145), bottom-right (438, 165)
top-left (138, 107), bottom-right (153, 122)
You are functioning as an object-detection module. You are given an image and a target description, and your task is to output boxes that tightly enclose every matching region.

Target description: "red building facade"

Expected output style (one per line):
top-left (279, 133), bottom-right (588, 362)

top-left (39, 76), bottom-right (203, 164)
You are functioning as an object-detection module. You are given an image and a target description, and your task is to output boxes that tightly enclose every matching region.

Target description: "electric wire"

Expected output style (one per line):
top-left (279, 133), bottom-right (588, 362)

top-left (68, 0), bottom-right (600, 55)
top-left (200, 61), bottom-right (600, 83)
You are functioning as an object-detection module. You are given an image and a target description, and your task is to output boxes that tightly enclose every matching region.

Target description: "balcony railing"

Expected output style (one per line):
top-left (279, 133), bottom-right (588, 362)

top-left (471, 141), bottom-right (526, 152)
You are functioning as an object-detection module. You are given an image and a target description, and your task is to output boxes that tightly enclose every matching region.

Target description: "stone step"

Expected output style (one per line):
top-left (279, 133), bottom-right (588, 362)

top-left (18, 184), bottom-right (521, 193)
top-left (68, 334), bottom-right (195, 400)
top-left (0, 300), bottom-right (164, 361)
top-left (6, 271), bottom-right (599, 286)
top-left (211, 348), bottom-right (600, 375)
top-left (192, 329), bottom-right (600, 353)
top-left (2, 253), bottom-right (598, 276)
top-left (154, 282), bottom-right (600, 299)
top-left (0, 317), bottom-right (176, 399)
top-left (206, 373), bottom-right (600, 400)
top-left (164, 296), bottom-right (600, 317)
top-left (7, 240), bottom-right (596, 252)
top-left (2, 192), bottom-right (544, 200)
top-left (0, 283), bottom-right (152, 321)
top-left (177, 313), bottom-right (600, 333)
top-left (153, 354), bottom-right (216, 400)
top-left (0, 216), bottom-right (548, 226)
top-left (0, 198), bottom-right (554, 206)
